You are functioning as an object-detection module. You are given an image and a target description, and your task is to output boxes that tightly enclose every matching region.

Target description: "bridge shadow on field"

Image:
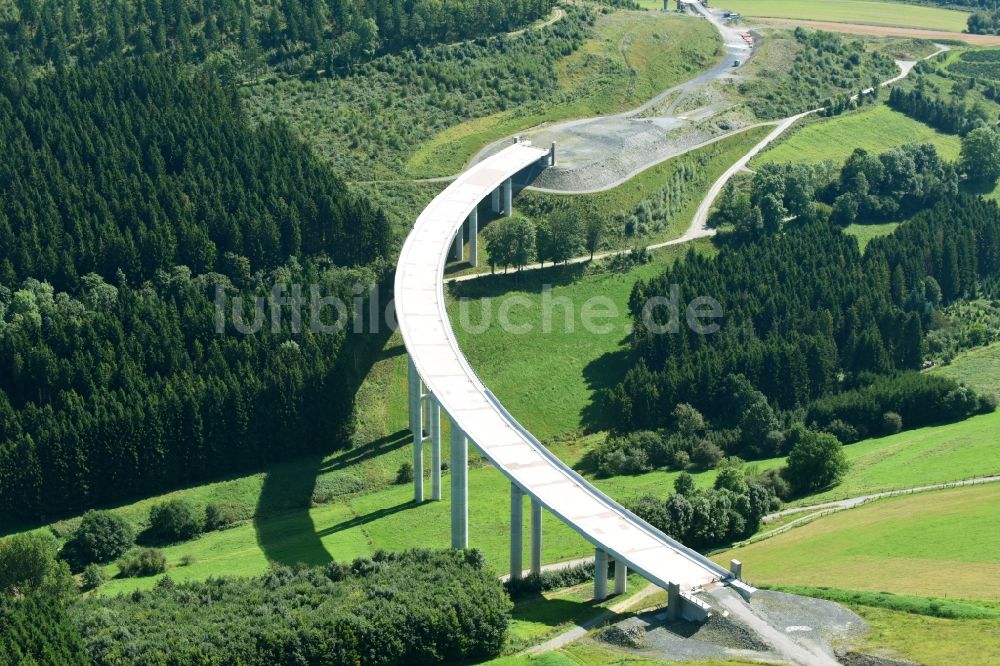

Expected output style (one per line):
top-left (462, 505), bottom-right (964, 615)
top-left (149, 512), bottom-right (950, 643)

top-left (254, 454), bottom-right (333, 567)
top-left (255, 287), bottom-right (398, 567)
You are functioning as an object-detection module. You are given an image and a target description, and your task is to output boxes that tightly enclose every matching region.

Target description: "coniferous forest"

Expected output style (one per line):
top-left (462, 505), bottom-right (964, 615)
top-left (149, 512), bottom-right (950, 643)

top-left (0, 55), bottom-right (391, 519)
top-left (609, 194), bottom-right (1000, 450)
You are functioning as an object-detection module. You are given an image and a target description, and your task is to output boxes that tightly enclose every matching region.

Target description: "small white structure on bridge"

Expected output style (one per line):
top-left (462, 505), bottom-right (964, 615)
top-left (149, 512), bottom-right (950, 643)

top-left (394, 140), bottom-right (753, 613)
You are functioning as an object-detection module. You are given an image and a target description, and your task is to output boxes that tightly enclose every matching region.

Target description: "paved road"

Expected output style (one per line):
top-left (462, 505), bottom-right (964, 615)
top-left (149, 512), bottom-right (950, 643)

top-left (766, 475), bottom-right (1000, 521)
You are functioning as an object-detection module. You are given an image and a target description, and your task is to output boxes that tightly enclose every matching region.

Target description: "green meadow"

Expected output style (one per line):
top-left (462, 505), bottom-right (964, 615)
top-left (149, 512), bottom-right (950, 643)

top-left (753, 105), bottom-right (962, 168)
top-left (715, 483), bottom-right (1000, 600)
top-left (717, 0), bottom-right (970, 33)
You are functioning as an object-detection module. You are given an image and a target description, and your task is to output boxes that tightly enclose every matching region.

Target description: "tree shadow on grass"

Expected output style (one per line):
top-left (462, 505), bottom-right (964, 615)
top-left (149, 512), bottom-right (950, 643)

top-left (448, 262), bottom-right (587, 299)
top-left (315, 501), bottom-right (413, 537)
top-left (579, 344), bottom-right (633, 436)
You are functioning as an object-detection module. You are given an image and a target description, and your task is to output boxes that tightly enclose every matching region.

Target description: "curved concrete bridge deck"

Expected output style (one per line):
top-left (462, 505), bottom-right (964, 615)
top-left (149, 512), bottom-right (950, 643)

top-left (394, 141), bottom-right (740, 600)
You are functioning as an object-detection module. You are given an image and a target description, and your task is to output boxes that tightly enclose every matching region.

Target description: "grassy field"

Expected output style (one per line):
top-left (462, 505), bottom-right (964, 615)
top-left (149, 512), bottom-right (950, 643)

top-left (448, 241), bottom-right (714, 438)
top-left (492, 641), bottom-right (758, 665)
top-left (844, 222), bottom-right (899, 251)
top-left (405, 11), bottom-right (721, 177)
top-left (852, 606), bottom-right (1000, 666)
top-left (786, 409), bottom-right (1000, 505)
top-left (930, 341), bottom-right (1000, 397)
top-left (752, 104), bottom-right (962, 168)
top-left (715, 483), bottom-right (1000, 600)
top-left (718, 0), bottom-right (970, 33)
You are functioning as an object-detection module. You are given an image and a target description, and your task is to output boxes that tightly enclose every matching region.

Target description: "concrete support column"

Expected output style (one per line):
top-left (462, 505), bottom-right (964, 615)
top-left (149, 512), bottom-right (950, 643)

top-left (468, 208), bottom-right (479, 268)
top-left (450, 417), bottom-right (468, 548)
top-left (407, 357), bottom-right (423, 503)
top-left (667, 582), bottom-right (681, 621)
top-left (614, 559), bottom-right (627, 595)
top-left (491, 188), bottom-right (501, 213)
top-left (510, 484), bottom-right (523, 581)
top-left (430, 397), bottom-right (442, 500)
top-left (420, 383), bottom-right (430, 437)
top-left (452, 227), bottom-right (463, 262)
top-left (550, 142), bottom-right (556, 167)
top-left (503, 178), bottom-right (513, 217)
top-left (530, 498), bottom-right (542, 575)
top-left (594, 549), bottom-right (608, 601)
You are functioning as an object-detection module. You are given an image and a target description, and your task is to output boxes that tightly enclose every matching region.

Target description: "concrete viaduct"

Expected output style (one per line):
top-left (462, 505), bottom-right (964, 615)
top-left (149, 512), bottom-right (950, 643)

top-left (393, 140), bottom-right (753, 620)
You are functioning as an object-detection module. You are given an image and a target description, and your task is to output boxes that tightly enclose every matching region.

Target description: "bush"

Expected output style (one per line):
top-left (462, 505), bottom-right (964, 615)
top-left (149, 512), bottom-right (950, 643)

top-left (204, 502), bottom-right (248, 532)
top-left (62, 510), bottom-right (134, 569)
top-left (783, 430), bottom-right (849, 495)
top-left (117, 548), bottom-right (167, 578)
top-left (978, 393), bottom-right (998, 414)
top-left (0, 533), bottom-right (73, 598)
top-left (823, 419), bottom-right (859, 444)
top-left (148, 499), bottom-right (203, 543)
top-left (881, 411), bottom-right (903, 435)
top-left (81, 564), bottom-right (106, 590)
top-left (674, 472), bottom-right (696, 496)
top-left (82, 549), bottom-right (512, 664)
top-left (395, 462), bottom-right (414, 484)
top-left (311, 474), bottom-right (367, 504)
top-left (755, 468), bottom-right (792, 502)
top-left (691, 440), bottom-right (724, 469)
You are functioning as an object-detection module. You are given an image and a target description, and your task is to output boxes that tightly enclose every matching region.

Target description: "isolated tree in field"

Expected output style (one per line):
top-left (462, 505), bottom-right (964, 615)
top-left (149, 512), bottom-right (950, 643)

top-left (148, 499), bottom-right (203, 543)
top-left (782, 430), bottom-right (848, 495)
top-left (961, 127), bottom-right (1000, 184)
top-left (673, 472), bottom-right (696, 497)
top-left (62, 510), bottom-right (134, 568)
top-left (583, 215), bottom-right (607, 260)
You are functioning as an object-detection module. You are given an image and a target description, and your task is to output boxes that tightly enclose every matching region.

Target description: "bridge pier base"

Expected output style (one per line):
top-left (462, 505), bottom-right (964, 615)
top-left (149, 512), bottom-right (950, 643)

top-left (530, 498), bottom-right (542, 575)
top-left (430, 397), bottom-right (441, 500)
top-left (452, 226), bottom-right (463, 261)
top-left (503, 178), bottom-right (513, 217)
top-left (594, 549), bottom-right (609, 600)
top-left (407, 356), bottom-right (424, 503)
top-left (468, 208), bottom-right (478, 268)
top-left (510, 484), bottom-right (523, 580)
top-left (614, 559), bottom-right (627, 595)
top-left (491, 188), bottom-right (501, 213)
top-left (450, 417), bottom-right (468, 548)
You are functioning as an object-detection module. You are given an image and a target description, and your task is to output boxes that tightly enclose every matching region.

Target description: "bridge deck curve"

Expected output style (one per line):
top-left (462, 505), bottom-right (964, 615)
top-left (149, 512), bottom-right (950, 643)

top-left (394, 142), bottom-right (731, 591)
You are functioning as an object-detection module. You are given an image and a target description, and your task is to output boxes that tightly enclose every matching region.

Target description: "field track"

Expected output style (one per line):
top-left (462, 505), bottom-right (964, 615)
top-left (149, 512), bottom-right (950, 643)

top-left (762, 18), bottom-right (1000, 46)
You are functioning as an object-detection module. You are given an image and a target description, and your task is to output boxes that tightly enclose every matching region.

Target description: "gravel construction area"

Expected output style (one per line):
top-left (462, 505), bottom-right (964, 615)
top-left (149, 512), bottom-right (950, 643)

top-left (589, 588), bottom-right (872, 665)
top-left (471, 5), bottom-right (757, 194)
